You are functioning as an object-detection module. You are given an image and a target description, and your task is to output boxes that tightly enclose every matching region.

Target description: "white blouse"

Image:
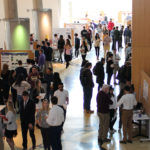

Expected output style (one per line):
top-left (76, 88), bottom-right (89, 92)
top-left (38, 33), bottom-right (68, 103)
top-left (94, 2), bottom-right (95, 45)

top-left (4, 111), bottom-right (17, 131)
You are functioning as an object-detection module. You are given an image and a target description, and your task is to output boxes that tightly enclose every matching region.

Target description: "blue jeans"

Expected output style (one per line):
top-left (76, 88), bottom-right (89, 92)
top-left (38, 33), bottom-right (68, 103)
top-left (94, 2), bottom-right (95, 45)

top-left (83, 86), bottom-right (93, 110)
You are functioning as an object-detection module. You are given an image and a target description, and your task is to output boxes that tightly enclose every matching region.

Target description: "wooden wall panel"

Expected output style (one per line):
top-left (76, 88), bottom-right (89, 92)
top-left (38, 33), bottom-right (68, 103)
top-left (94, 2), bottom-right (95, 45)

top-left (141, 71), bottom-right (150, 116)
top-left (144, 0), bottom-right (150, 46)
top-left (132, 0), bottom-right (150, 112)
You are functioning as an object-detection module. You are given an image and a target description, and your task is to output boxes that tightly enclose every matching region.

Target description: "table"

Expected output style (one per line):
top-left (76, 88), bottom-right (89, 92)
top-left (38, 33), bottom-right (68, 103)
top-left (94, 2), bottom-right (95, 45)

top-left (133, 113), bottom-right (150, 142)
top-left (0, 105), bottom-right (5, 111)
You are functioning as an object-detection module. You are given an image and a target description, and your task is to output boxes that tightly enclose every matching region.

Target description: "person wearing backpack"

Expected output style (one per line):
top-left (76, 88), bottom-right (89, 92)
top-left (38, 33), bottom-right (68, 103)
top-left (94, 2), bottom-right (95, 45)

top-left (80, 62), bottom-right (94, 113)
top-left (93, 58), bottom-right (105, 91)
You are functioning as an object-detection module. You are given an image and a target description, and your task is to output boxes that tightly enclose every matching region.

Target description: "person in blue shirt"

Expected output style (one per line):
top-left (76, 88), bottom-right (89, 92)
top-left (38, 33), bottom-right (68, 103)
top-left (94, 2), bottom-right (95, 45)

top-left (38, 50), bottom-right (46, 72)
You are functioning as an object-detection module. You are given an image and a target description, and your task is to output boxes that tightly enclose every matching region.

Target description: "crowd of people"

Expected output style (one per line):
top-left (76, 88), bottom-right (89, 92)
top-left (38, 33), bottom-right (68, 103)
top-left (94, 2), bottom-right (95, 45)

top-left (0, 17), bottom-right (136, 150)
top-left (0, 59), bottom-right (69, 150)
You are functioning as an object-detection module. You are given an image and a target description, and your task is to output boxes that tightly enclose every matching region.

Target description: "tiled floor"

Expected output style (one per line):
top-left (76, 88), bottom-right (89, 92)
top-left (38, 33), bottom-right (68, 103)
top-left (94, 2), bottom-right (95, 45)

top-left (4, 45), bottom-right (150, 150)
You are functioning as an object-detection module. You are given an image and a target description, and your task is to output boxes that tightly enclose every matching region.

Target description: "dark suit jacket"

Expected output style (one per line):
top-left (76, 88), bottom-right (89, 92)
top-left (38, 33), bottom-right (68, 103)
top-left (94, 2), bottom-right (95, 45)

top-left (75, 37), bottom-right (80, 49)
top-left (45, 47), bottom-right (53, 61)
top-left (20, 99), bottom-right (36, 125)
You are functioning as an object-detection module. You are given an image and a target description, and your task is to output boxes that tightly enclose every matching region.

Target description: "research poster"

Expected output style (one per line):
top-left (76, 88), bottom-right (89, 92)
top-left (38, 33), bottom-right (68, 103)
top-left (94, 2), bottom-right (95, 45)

top-left (1, 52), bottom-right (28, 70)
top-left (143, 80), bottom-right (149, 101)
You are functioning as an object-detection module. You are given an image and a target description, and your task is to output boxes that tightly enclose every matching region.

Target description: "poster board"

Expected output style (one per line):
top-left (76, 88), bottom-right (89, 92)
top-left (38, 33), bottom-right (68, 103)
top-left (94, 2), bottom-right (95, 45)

top-left (64, 23), bottom-right (87, 38)
top-left (53, 28), bottom-right (74, 46)
top-left (140, 71), bottom-right (150, 116)
top-left (0, 50), bottom-right (34, 73)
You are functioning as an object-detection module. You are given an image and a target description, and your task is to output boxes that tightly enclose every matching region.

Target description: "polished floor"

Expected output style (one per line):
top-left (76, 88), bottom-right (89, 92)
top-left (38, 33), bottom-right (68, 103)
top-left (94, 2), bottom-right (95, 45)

top-left (4, 46), bottom-right (150, 150)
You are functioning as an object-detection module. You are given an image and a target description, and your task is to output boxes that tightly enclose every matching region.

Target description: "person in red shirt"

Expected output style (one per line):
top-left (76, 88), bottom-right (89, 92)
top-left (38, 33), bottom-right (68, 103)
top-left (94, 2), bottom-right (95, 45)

top-left (108, 19), bottom-right (114, 36)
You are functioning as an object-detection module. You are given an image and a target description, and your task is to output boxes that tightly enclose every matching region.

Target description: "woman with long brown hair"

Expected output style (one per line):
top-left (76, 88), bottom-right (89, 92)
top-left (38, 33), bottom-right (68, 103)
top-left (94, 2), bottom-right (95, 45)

top-left (32, 79), bottom-right (45, 110)
top-left (36, 99), bottom-right (50, 150)
top-left (64, 39), bottom-right (72, 68)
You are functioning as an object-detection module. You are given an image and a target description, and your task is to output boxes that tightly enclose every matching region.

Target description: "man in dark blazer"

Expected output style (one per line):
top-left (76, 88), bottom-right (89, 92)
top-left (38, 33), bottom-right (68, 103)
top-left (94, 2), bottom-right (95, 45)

top-left (20, 91), bottom-right (36, 150)
top-left (93, 58), bottom-right (105, 91)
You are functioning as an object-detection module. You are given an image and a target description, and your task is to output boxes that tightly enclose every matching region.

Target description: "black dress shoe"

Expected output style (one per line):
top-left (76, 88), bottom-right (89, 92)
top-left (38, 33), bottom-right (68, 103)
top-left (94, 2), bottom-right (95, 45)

top-left (120, 140), bottom-right (127, 144)
top-left (98, 138), bottom-right (103, 145)
top-left (127, 140), bottom-right (132, 143)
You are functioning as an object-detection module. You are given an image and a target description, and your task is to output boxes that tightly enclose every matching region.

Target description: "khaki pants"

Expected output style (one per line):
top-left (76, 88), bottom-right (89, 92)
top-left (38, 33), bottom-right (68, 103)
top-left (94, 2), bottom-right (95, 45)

top-left (103, 45), bottom-right (110, 58)
top-left (122, 110), bottom-right (133, 141)
top-left (45, 61), bottom-right (53, 69)
top-left (113, 64), bottom-right (119, 82)
top-left (0, 137), bottom-right (4, 150)
top-left (98, 113), bottom-right (110, 140)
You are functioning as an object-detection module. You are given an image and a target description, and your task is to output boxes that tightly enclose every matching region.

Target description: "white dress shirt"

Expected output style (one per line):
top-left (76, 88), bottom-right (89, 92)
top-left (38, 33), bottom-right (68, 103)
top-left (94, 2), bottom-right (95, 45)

top-left (109, 96), bottom-right (117, 109)
top-left (113, 53), bottom-right (120, 65)
top-left (4, 111), bottom-right (17, 130)
top-left (46, 105), bottom-right (64, 126)
top-left (117, 93), bottom-right (137, 110)
top-left (54, 89), bottom-right (69, 108)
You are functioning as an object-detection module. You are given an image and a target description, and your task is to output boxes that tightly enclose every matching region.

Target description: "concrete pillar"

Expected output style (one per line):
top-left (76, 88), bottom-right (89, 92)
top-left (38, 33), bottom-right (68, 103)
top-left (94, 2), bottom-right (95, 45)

top-left (32, 0), bottom-right (52, 41)
top-left (3, 0), bottom-right (18, 19)
top-left (3, 0), bottom-right (30, 50)
top-left (33, 0), bottom-right (43, 9)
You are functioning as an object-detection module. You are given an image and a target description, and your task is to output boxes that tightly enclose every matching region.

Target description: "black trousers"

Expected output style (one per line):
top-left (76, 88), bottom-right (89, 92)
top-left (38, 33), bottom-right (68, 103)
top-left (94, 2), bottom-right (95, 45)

top-left (81, 55), bottom-right (86, 61)
top-left (21, 123), bottom-right (36, 149)
top-left (40, 127), bottom-right (50, 150)
top-left (48, 126), bottom-right (62, 150)
top-left (75, 48), bottom-right (79, 57)
top-left (95, 47), bottom-right (100, 58)
top-left (112, 38), bottom-right (115, 50)
top-left (119, 37), bottom-right (123, 48)
top-left (107, 73), bottom-right (113, 85)
top-left (109, 109), bottom-right (117, 130)
top-left (97, 81), bottom-right (104, 91)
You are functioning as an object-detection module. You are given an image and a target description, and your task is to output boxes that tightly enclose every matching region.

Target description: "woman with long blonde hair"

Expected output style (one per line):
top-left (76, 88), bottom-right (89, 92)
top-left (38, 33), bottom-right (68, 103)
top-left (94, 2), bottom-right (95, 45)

top-left (32, 79), bottom-right (45, 110)
top-left (36, 99), bottom-right (50, 150)
top-left (3, 101), bottom-right (17, 150)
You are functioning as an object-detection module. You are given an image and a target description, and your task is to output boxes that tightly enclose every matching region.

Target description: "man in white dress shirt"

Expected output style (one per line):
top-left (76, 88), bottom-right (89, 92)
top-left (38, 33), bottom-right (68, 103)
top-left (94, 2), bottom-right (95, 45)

top-left (117, 86), bottom-right (137, 144)
top-left (47, 96), bottom-right (64, 150)
top-left (54, 83), bottom-right (69, 108)
top-left (54, 83), bottom-right (69, 123)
